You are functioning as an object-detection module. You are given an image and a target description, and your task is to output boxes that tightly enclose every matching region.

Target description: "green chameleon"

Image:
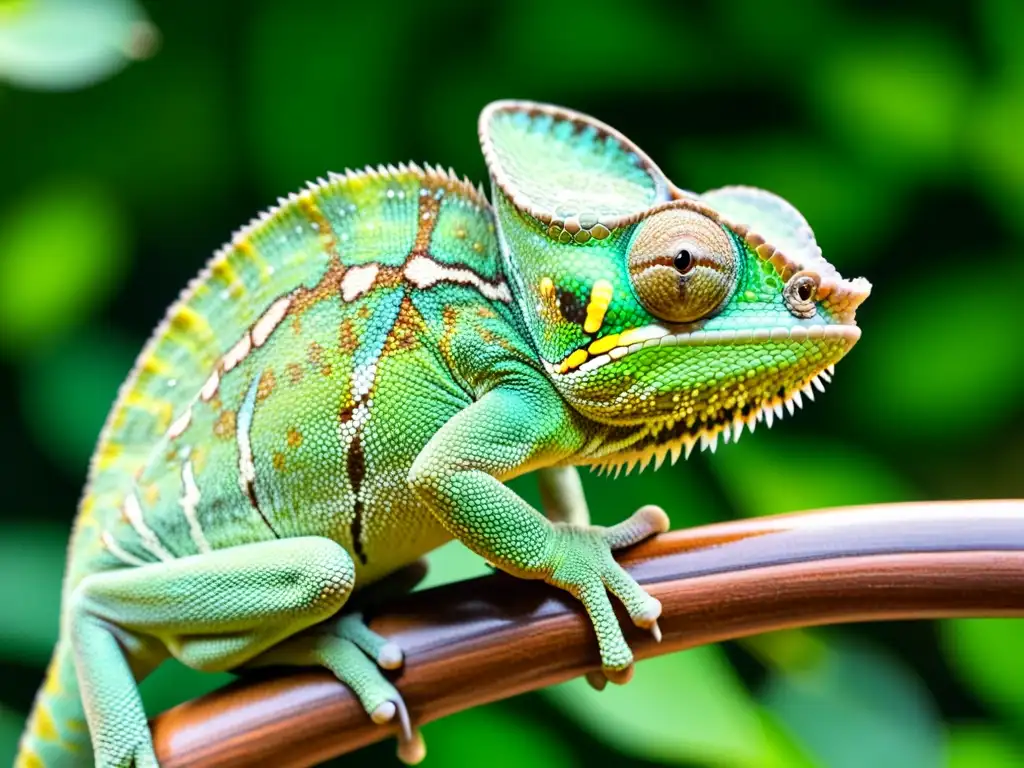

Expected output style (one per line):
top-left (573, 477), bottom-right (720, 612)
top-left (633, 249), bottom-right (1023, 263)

top-left (16, 100), bottom-right (870, 767)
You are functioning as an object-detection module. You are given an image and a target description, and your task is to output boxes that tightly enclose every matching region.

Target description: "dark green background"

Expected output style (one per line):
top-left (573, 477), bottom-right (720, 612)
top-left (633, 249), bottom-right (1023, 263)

top-left (1, 0), bottom-right (1022, 765)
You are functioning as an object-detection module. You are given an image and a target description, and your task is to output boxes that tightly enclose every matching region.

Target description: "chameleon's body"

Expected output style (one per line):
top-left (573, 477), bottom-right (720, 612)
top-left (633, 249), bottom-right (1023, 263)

top-left (17, 101), bottom-right (870, 767)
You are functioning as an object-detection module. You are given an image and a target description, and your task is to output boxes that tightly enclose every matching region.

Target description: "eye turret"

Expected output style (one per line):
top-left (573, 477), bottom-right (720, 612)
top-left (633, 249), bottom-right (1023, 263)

top-left (627, 209), bottom-right (738, 323)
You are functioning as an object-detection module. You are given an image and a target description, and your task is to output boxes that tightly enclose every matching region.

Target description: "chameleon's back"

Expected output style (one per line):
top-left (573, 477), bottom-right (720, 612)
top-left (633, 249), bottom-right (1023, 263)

top-left (18, 165), bottom-right (527, 766)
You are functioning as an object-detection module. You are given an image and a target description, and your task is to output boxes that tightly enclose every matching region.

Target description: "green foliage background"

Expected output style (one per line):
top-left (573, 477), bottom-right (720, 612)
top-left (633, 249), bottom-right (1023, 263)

top-left (1, 0), bottom-right (1022, 765)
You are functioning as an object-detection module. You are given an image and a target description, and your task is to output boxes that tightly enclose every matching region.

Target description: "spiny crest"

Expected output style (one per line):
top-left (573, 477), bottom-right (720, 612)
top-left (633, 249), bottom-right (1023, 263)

top-left (588, 365), bottom-right (836, 477)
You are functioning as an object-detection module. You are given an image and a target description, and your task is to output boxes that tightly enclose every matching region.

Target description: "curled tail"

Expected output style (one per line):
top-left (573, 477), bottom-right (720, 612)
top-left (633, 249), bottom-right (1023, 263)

top-left (16, 636), bottom-right (92, 767)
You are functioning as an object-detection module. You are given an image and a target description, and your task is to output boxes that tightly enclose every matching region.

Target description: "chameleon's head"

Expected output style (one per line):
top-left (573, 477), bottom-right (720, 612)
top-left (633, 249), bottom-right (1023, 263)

top-left (480, 101), bottom-right (871, 463)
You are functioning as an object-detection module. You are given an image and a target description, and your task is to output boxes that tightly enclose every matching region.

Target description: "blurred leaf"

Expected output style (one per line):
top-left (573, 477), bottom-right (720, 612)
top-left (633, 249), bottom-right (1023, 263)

top-left (708, 432), bottom-right (917, 518)
top-left (544, 647), bottom-right (774, 766)
top-left (810, 27), bottom-right (972, 178)
top-left (966, 80), bottom-right (1024, 235)
top-left (0, 180), bottom-right (129, 356)
top-left (945, 723), bottom-right (1024, 767)
top-left (247, 3), bottom-right (416, 194)
top-left (761, 635), bottom-right (944, 768)
top-left (21, 326), bottom-right (137, 475)
top-left (0, 0), bottom-right (156, 91)
top-left (0, 522), bottom-right (66, 664)
top-left (848, 256), bottom-right (1024, 441)
top-left (0, 703), bottom-right (26, 767)
top-left (141, 660), bottom-right (232, 717)
top-left (941, 619), bottom-right (1024, 726)
top-left (423, 702), bottom-right (576, 767)
top-left (578, 460), bottom-right (724, 530)
top-left (497, 0), bottom-right (698, 90)
top-left (977, 0), bottom-right (1024, 82)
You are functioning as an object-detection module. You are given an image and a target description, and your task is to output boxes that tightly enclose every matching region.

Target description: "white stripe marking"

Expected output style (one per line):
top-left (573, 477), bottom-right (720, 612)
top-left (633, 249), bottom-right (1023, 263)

top-left (201, 370), bottom-right (220, 401)
top-left (122, 493), bottom-right (174, 561)
top-left (223, 334), bottom-right (252, 372)
top-left (252, 296), bottom-right (292, 347)
top-left (180, 461), bottom-right (211, 553)
top-left (167, 408), bottom-right (192, 439)
top-left (341, 264), bottom-right (379, 302)
top-left (404, 255), bottom-right (511, 303)
top-left (101, 531), bottom-right (148, 567)
top-left (237, 376), bottom-right (260, 497)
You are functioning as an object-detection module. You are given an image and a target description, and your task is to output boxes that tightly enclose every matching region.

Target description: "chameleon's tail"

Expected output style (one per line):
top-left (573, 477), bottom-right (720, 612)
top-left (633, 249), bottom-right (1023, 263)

top-left (15, 635), bottom-right (91, 767)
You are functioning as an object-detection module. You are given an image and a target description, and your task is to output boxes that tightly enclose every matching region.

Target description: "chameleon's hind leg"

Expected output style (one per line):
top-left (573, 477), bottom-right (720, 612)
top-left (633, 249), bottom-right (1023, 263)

top-left (69, 536), bottom-right (407, 768)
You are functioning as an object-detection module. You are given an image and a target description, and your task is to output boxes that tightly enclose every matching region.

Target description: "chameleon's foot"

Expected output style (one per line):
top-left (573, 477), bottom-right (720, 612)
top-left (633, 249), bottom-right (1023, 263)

top-left (547, 504), bottom-right (669, 683)
top-left (331, 612), bottom-right (425, 763)
top-left (251, 610), bottom-right (422, 763)
top-left (334, 611), bottom-right (406, 670)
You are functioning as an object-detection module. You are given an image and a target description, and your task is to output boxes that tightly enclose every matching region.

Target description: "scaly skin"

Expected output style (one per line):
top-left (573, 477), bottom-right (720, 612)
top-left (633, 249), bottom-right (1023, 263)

top-left (17, 100), bottom-right (870, 767)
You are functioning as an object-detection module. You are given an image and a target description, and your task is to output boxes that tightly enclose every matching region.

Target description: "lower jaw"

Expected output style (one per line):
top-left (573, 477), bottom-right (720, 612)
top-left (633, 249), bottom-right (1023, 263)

top-left (582, 363), bottom-right (837, 477)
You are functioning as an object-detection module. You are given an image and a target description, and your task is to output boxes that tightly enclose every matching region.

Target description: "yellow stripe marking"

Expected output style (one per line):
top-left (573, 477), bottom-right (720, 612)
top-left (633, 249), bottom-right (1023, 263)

top-left (539, 276), bottom-right (555, 299)
top-left (583, 279), bottom-right (614, 334)
top-left (588, 333), bottom-right (621, 356)
top-left (559, 348), bottom-right (589, 373)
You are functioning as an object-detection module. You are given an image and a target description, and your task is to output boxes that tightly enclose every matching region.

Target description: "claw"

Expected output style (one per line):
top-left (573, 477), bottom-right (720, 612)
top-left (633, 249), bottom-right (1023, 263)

top-left (377, 642), bottom-right (404, 670)
top-left (650, 619), bottom-right (662, 643)
top-left (371, 701), bottom-right (396, 724)
top-left (604, 663), bottom-right (634, 686)
top-left (586, 670), bottom-right (608, 691)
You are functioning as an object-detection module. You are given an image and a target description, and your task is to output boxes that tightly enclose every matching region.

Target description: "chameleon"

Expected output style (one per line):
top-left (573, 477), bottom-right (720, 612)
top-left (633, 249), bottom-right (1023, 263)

top-left (16, 99), bottom-right (870, 767)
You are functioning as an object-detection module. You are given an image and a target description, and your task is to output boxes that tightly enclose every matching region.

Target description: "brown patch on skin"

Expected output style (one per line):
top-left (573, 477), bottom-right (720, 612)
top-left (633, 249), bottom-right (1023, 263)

top-left (339, 318), bottom-right (359, 354)
top-left (214, 410), bottom-right (236, 440)
top-left (347, 431), bottom-right (368, 565)
top-left (284, 194), bottom-right (349, 318)
top-left (287, 427), bottom-right (303, 448)
top-left (321, 363), bottom-right (333, 377)
top-left (476, 306), bottom-right (497, 319)
top-left (288, 262), bottom-right (345, 318)
top-left (383, 297), bottom-right (424, 354)
top-left (291, 316), bottom-right (302, 335)
top-left (357, 304), bottom-right (372, 320)
top-left (286, 362), bottom-right (304, 384)
top-left (307, 341), bottom-right (324, 366)
top-left (256, 369), bottom-right (276, 402)
top-left (272, 452), bottom-right (286, 472)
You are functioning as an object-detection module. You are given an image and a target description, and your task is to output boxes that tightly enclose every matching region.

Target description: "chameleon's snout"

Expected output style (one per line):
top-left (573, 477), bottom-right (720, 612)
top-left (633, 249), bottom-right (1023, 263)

top-left (821, 275), bottom-right (872, 326)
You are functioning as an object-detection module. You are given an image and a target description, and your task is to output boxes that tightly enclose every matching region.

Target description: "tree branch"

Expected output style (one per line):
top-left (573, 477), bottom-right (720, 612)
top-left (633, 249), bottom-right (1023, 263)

top-left (151, 499), bottom-right (1024, 768)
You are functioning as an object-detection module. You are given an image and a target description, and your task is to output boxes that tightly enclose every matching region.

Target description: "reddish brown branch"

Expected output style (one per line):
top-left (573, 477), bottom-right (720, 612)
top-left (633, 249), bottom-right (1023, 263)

top-left (151, 499), bottom-right (1024, 768)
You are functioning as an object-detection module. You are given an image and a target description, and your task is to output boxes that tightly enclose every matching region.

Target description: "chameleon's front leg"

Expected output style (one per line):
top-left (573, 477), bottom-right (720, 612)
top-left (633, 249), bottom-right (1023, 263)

top-left (409, 380), bottom-right (669, 681)
top-left (70, 537), bottom-right (410, 767)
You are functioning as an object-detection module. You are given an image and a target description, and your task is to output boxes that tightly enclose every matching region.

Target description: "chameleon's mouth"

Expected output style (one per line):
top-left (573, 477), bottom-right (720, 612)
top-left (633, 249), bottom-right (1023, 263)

top-left (544, 322), bottom-right (861, 377)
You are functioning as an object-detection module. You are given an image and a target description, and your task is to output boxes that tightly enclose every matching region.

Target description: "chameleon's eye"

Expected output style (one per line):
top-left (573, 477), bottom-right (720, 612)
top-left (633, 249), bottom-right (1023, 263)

top-left (627, 208), bottom-right (737, 323)
top-left (783, 271), bottom-right (820, 318)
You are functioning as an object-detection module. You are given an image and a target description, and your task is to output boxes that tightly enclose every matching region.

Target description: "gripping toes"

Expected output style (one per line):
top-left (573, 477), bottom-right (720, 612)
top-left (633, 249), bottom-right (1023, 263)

top-left (548, 505), bottom-right (669, 683)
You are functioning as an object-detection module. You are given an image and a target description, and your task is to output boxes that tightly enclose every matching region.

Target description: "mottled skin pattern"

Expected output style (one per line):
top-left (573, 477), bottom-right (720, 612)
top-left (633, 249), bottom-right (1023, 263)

top-left (17, 101), bottom-right (870, 767)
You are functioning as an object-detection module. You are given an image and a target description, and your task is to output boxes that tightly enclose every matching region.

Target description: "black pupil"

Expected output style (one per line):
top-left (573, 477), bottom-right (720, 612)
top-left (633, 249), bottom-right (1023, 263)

top-left (797, 281), bottom-right (814, 301)
top-left (674, 249), bottom-right (694, 273)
